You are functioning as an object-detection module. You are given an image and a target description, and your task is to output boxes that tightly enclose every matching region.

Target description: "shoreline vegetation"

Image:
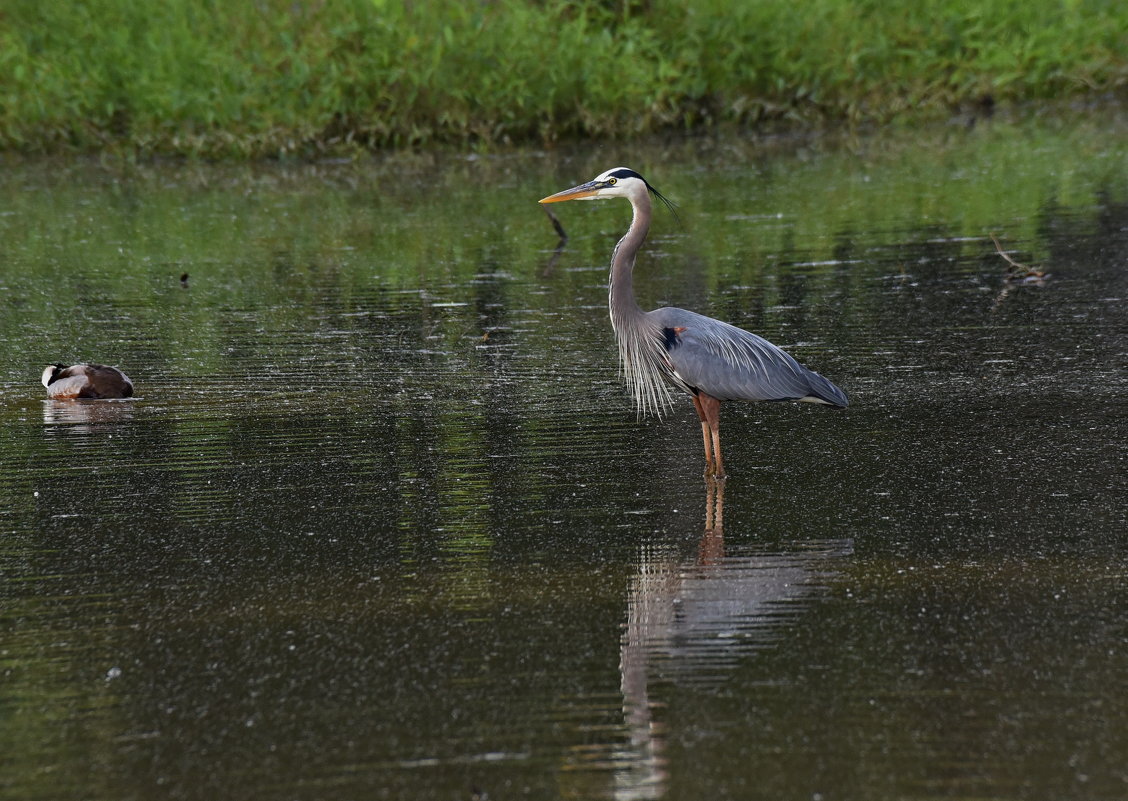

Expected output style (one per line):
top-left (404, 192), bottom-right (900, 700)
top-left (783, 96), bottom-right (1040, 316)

top-left (2, 0), bottom-right (1127, 159)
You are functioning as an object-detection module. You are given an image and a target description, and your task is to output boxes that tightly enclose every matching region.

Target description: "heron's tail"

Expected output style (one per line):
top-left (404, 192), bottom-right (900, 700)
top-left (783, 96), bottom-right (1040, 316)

top-left (801, 370), bottom-right (849, 408)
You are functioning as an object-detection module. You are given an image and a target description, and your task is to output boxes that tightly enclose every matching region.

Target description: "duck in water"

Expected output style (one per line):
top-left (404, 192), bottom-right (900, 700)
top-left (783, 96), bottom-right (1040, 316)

top-left (41, 363), bottom-right (134, 399)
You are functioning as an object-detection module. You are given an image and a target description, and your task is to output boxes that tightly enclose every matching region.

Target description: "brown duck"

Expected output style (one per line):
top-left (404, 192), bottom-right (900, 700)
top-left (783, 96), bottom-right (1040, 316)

top-left (41, 363), bottom-right (134, 399)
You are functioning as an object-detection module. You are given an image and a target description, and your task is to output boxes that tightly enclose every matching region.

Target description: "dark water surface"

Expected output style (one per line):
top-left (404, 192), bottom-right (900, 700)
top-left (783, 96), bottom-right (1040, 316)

top-left (2, 111), bottom-right (1127, 800)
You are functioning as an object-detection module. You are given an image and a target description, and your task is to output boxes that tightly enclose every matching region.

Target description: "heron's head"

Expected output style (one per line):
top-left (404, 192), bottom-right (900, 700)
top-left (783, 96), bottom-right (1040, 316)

top-left (540, 167), bottom-right (676, 215)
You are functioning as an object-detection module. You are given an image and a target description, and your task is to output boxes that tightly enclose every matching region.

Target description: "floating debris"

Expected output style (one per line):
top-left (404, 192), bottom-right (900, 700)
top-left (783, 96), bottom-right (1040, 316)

top-left (542, 204), bottom-right (567, 244)
top-left (540, 205), bottom-right (569, 276)
top-left (991, 233), bottom-right (1048, 284)
top-left (990, 233), bottom-right (1049, 311)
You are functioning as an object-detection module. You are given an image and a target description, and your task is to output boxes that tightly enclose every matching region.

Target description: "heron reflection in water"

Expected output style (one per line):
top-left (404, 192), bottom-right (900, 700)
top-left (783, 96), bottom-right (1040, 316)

top-left (614, 482), bottom-right (853, 797)
top-left (541, 168), bottom-right (848, 479)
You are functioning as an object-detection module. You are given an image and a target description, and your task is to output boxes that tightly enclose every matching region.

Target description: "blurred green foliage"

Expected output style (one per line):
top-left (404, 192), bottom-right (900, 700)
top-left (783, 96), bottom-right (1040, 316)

top-left (0, 0), bottom-right (1125, 155)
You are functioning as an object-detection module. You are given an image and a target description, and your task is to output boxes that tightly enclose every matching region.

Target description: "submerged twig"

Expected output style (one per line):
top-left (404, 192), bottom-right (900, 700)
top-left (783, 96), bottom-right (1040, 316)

top-left (990, 233), bottom-right (1049, 312)
top-left (542, 204), bottom-right (568, 243)
top-left (540, 205), bottom-right (569, 276)
top-left (990, 233), bottom-right (1048, 281)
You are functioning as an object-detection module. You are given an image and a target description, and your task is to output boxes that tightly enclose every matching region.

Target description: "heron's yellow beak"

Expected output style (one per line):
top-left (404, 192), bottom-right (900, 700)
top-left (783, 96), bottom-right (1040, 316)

top-left (539, 180), bottom-right (601, 204)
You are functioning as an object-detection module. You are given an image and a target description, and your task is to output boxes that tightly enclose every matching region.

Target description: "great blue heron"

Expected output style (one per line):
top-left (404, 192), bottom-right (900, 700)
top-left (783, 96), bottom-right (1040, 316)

top-left (540, 167), bottom-right (847, 479)
top-left (41, 363), bottom-right (134, 399)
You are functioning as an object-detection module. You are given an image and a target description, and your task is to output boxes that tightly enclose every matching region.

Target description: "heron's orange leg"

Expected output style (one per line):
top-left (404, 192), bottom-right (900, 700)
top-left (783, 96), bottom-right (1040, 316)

top-left (692, 392), bottom-right (726, 480)
top-left (691, 393), bottom-right (714, 474)
top-left (700, 393), bottom-right (726, 480)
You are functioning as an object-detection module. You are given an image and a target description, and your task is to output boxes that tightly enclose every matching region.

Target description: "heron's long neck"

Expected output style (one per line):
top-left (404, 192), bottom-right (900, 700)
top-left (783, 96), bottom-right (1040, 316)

top-left (608, 190), bottom-right (674, 417)
top-left (608, 192), bottom-right (650, 331)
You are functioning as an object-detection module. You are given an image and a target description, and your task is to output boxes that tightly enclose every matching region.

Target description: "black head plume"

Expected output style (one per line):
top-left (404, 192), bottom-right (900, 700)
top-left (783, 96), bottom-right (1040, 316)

top-left (611, 168), bottom-right (680, 225)
top-left (647, 181), bottom-right (680, 225)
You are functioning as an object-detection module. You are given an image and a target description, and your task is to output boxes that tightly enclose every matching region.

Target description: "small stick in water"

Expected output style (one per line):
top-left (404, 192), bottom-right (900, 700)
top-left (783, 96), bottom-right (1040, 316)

top-left (542, 205), bottom-right (567, 244)
top-left (990, 233), bottom-right (1047, 280)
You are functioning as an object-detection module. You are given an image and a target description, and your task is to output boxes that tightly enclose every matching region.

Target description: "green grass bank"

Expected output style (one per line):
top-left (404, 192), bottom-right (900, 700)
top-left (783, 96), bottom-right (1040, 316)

top-left (2, 0), bottom-right (1127, 157)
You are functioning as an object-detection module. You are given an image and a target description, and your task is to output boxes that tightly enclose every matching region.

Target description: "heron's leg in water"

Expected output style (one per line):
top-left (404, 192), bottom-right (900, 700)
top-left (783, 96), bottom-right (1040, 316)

top-left (694, 394), bottom-right (721, 480)
top-left (692, 392), bottom-right (726, 479)
top-left (691, 393), bottom-right (715, 474)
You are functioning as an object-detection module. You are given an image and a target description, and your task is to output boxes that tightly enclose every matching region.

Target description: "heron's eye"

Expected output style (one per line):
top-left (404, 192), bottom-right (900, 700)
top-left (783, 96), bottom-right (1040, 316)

top-left (607, 177), bottom-right (617, 185)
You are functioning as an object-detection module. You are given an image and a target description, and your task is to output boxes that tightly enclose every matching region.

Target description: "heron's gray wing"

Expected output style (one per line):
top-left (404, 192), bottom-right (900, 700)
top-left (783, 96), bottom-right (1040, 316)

top-left (650, 307), bottom-right (847, 405)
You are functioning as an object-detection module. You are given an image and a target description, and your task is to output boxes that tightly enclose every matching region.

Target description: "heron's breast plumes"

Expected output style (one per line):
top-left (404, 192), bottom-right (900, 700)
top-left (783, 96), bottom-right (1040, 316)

top-left (610, 310), bottom-right (680, 418)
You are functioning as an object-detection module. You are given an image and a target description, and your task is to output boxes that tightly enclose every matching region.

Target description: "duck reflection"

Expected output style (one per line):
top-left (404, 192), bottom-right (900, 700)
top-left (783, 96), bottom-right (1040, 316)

top-left (615, 484), bottom-right (852, 799)
top-left (42, 399), bottom-right (136, 433)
